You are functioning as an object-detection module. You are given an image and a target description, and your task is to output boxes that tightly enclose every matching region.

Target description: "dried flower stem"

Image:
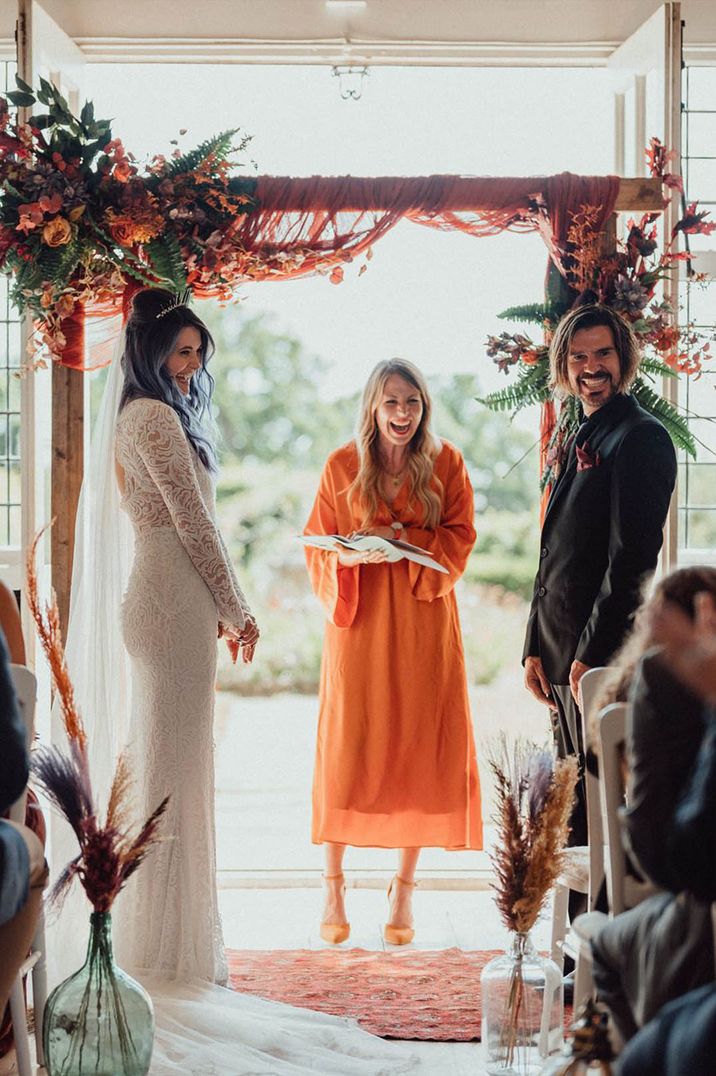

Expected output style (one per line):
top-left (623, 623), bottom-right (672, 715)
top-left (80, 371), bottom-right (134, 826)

top-left (25, 522), bottom-right (86, 749)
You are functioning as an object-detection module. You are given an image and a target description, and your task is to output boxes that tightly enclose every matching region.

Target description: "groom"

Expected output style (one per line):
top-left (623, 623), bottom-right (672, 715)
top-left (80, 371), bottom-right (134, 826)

top-left (523, 304), bottom-right (677, 911)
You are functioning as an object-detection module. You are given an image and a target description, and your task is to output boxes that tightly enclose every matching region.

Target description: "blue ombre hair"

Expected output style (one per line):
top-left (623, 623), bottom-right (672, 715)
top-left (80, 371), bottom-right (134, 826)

top-left (119, 288), bottom-right (216, 470)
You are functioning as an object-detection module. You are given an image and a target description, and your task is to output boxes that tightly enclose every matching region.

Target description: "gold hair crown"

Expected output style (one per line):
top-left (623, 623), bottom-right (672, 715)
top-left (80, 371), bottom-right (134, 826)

top-left (155, 288), bottom-right (192, 320)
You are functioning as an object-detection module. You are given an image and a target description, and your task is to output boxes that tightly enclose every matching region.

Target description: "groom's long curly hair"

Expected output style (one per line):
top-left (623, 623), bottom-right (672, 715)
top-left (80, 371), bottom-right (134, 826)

top-left (119, 288), bottom-right (217, 470)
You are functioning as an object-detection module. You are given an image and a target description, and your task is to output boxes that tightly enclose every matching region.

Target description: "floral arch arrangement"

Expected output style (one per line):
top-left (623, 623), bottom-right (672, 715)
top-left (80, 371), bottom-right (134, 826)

top-left (481, 141), bottom-right (716, 484)
top-left (0, 77), bottom-right (713, 485)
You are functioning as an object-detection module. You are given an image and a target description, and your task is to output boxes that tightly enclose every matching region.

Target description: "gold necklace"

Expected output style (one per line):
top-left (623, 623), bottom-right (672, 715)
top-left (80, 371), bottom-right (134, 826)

top-left (384, 467), bottom-right (405, 487)
top-left (381, 455), bottom-right (407, 486)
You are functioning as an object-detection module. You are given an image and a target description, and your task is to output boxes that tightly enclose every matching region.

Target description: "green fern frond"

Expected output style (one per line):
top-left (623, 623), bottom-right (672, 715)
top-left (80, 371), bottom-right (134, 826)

top-left (85, 220), bottom-right (159, 284)
top-left (631, 378), bottom-right (696, 457)
top-left (165, 130), bottom-right (239, 176)
top-left (478, 363), bottom-right (551, 414)
top-left (638, 355), bottom-right (679, 381)
top-left (145, 232), bottom-right (188, 290)
top-left (497, 302), bottom-right (560, 327)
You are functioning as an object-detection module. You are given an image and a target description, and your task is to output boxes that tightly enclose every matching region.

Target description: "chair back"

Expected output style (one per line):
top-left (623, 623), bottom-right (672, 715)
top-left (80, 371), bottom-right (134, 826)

top-left (578, 666), bottom-right (609, 911)
top-left (8, 663), bottom-right (38, 825)
top-left (598, 700), bottom-right (650, 916)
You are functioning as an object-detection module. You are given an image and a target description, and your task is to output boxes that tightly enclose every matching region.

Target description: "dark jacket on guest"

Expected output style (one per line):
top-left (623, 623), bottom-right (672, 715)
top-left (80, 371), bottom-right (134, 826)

top-left (523, 393), bottom-right (677, 685)
top-left (0, 630), bottom-right (30, 926)
top-left (591, 653), bottom-right (715, 1043)
top-left (624, 649), bottom-right (707, 890)
top-left (666, 712), bottom-right (716, 903)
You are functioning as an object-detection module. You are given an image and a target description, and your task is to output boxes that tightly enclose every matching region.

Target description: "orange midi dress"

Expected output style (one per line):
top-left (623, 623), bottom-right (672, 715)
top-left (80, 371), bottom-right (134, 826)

top-left (304, 439), bottom-right (483, 850)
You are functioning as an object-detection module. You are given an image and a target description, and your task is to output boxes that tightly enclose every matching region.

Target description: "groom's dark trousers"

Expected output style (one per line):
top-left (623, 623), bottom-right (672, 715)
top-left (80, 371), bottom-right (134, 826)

top-left (523, 393), bottom-right (676, 918)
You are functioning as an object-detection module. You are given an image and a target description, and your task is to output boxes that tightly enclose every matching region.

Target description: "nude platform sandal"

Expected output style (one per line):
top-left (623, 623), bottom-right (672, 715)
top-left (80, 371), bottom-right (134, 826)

top-left (320, 872), bottom-right (350, 945)
top-left (384, 874), bottom-right (416, 946)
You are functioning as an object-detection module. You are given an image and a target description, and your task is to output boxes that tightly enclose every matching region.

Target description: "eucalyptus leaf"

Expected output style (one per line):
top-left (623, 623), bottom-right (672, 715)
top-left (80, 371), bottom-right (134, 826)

top-left (7, 91), bottom-right (36, 108)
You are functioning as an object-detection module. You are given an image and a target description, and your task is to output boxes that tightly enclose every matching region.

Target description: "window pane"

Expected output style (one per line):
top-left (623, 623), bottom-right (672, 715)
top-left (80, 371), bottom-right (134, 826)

top-left (686, 509), bottom-right (716, 549)
top-left (9, 414), bottom-right (20, 459)
top-left (8, 505), bottom-right (20, 546)
top-left (8, 460), bottom-right (20, 503)
top-left (679, 462), bottom-right (716, 508)
top-left (686, 111), bottom-right (716, 155)
top-left (8, 370), bottom-right (20, 412)
top-left (684, 158), bottom-right (716, 203)
top-left (682, 372), bottom-right (716, 416)
top-left (686, 67), bottom-right (716, 111)
top-left (682, 280), bottom-right (716, 326)
top-left (686, 417), bottom-right (716, 460)
top-left (678, 506), bottom-right (688, 548)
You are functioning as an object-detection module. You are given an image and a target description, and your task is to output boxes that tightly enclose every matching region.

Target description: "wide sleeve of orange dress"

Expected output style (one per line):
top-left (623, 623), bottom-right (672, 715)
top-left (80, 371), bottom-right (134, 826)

top-left (304, 440), bottom-right (483, 851)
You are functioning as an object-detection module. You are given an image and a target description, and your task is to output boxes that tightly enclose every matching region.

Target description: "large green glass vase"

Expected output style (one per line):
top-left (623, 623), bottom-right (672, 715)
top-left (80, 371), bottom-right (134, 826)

top-left (43, 912), bottom-right (154, 1076)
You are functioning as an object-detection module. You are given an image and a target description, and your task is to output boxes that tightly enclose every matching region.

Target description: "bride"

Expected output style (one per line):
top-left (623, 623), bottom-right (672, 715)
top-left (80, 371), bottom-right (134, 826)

top-left (62, 287), bottom-right (418, 1073)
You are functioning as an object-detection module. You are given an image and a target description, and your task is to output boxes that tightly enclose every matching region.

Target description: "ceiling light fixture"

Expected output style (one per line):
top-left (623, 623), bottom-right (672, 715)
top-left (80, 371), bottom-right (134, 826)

top-left (325, 1), bottom-right (368, 12)
top-left (331, 65), bottom-right (369, 101)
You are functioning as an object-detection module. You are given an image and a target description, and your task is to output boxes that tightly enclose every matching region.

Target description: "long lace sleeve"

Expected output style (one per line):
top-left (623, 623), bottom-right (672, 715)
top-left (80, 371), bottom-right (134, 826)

top-left (127, 399), bottom-right (249, 631)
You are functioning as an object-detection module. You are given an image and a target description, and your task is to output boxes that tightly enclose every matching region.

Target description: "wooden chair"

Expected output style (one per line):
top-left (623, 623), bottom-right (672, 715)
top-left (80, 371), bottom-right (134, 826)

top-left (7, 663), bottom-right (48, 1075)
top-left (597, 701), bottom-right (653, 916)
top-left (550, 668), bottom-right (608, 969)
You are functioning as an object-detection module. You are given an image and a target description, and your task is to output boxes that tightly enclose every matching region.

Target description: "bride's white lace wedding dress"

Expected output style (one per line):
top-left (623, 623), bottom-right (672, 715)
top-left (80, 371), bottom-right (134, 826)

top-left (111, 396), bottom-right (417, 1074)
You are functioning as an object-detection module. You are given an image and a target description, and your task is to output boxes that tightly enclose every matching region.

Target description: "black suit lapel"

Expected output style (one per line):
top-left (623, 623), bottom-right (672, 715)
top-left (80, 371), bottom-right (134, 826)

top-left (543, 437), bottom-right (580, 525)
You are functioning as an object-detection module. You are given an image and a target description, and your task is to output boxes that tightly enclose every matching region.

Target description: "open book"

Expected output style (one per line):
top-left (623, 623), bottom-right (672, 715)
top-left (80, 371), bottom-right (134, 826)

top-left (299, 533), bottom-right (448, 573)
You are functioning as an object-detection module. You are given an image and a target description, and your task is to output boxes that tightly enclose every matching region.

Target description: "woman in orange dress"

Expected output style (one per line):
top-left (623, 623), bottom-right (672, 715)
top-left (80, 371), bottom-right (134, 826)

top-left (304, 358), bottom-right (482, 947)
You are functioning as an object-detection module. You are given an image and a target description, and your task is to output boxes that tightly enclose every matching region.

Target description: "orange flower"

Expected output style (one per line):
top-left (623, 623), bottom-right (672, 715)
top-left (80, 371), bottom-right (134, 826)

top-left (105, 207), bottom-right (163, 246)
top-left (521, 349), bottom-right (539, 365)
top-left (113, 160), bottom-right (132, 183)
top-left (42, 216), bottom-right (72, 247)
top-left (56, 293), bottom-right (75, 319)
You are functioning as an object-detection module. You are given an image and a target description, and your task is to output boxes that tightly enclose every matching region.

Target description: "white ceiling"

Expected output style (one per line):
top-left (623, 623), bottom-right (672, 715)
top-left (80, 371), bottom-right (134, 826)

top-left (1, 0), bottom-right (715, 65)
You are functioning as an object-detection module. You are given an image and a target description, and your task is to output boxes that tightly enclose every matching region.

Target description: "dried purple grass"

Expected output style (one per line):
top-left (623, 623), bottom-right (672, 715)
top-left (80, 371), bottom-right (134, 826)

top-left (489, 734), bottom-right (579, 934)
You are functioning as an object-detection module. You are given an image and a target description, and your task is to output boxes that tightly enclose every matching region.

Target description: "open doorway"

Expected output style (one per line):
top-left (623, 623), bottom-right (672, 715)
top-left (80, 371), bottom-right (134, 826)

top-left (79, 60), bottom-right (618, 946)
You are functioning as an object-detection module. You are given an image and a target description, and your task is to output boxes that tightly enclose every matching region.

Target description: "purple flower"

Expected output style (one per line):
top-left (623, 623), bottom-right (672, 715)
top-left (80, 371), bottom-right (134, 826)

top-left (612, 275), bottom-right (650, 315)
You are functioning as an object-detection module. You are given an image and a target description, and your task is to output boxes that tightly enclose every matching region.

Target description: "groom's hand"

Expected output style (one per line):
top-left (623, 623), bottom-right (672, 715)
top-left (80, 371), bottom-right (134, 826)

top-left (569, 659), bottom-right (591, 704)
top-left (524, 655), bottom-right (553, 707)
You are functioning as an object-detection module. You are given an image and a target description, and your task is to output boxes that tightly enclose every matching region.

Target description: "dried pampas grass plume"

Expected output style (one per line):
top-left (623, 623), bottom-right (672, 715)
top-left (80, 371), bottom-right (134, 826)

top-left (489, 735), bottom-right (578, 935)
top-left (26, 524), bottom-right (170, 913)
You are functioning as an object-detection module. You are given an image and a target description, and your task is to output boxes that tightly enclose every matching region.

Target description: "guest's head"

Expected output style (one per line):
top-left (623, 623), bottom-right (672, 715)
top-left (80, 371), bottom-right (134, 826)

top-left (350, 358), bottom-right (442, 529)
top-left (600, 565), bottom-right (716, 706)
top-left (119, 288), bottom-right (216, 469)
top-left (549, 304), bottom-right (640, 415)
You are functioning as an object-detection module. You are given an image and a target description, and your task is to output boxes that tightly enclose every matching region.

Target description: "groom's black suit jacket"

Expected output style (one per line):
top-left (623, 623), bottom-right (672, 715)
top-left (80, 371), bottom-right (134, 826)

top-left (523, 392), bottom-right (677, 685)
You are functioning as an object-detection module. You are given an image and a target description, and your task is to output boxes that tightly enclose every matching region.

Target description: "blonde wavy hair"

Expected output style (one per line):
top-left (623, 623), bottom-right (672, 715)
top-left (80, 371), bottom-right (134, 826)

top-left (348, 359), bottom-right (443, 529)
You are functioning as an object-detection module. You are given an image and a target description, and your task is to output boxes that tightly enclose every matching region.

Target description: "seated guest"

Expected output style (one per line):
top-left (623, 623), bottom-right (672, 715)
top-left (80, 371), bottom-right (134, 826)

top-left (590, 568), bottom-right (716, 1044)
top-left (616, 983), bottom-right (716, 1076)
top-left (613, 587), bottom-right (716, 1072)
top-left (0, 628), bottom-right (46, 1019)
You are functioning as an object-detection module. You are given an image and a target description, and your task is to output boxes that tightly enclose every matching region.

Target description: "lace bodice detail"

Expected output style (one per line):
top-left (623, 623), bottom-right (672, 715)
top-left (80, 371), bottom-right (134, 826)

top-left (115, 397), bottom-right (250, 632)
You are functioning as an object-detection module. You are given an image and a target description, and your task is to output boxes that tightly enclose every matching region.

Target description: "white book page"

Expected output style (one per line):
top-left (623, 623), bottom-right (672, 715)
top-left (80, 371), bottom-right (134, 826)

top-left (299, 534), bottom-right (448, 573)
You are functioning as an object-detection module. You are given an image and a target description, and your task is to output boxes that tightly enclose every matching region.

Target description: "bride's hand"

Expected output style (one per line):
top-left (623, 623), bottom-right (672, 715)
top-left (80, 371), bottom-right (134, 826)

top-left (224, 615), bottom-right (260, 664)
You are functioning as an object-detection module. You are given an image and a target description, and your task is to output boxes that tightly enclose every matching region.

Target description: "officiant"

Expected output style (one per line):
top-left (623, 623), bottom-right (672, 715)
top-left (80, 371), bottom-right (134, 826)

top-left (304, 358), bottom-right (482, 949)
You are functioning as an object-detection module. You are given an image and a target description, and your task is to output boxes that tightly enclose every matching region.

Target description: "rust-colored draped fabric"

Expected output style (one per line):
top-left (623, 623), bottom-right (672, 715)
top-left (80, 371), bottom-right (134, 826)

top-left (70, 171), bottom-right (620, 369)
top-left (304, 440), bottom-right (482, 850)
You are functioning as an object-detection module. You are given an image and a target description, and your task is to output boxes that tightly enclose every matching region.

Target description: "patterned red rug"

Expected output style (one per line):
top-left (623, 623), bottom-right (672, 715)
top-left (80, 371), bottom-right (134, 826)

top-left (228, 947), bottom-right (556, 1041)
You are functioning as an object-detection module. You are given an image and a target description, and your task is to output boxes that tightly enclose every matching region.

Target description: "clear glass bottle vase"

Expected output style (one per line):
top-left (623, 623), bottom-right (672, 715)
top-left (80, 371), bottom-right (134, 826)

top-left (43, 911), bottom-right (154, 1076)
top-left (481, 931), bottom-right (563, 1075)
